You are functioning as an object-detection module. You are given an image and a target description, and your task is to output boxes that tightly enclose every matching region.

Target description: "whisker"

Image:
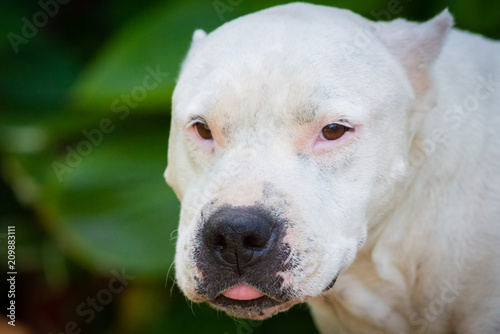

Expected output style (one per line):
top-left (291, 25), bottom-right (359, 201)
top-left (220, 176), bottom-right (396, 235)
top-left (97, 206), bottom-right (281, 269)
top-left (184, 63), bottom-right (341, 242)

top-left (170, 229), bottom-right (179, 241)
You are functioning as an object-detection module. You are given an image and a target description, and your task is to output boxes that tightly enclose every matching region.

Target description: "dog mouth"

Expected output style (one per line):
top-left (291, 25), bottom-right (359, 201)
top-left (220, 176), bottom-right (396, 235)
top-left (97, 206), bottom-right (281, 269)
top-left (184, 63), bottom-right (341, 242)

top-left (207, 276), bottom-right (339, 319)
top-left (209, 283), bottom-right (289, 318)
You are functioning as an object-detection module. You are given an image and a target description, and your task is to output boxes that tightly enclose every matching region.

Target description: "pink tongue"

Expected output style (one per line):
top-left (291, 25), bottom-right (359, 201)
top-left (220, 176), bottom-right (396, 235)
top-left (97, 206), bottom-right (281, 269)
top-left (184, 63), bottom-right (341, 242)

top-left (222, 284), bottom-right (265, 300)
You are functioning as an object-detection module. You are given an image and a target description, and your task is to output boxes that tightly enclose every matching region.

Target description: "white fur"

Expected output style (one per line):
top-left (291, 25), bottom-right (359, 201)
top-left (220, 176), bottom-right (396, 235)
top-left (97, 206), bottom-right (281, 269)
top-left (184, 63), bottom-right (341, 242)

top-left (166, 3), bottom-right (500, 333)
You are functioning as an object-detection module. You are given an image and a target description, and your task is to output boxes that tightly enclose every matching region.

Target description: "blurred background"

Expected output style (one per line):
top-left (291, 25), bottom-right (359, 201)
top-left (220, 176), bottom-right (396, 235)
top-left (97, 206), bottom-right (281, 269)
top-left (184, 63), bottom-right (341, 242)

top-left (0, 0), bottom-right (498, 333)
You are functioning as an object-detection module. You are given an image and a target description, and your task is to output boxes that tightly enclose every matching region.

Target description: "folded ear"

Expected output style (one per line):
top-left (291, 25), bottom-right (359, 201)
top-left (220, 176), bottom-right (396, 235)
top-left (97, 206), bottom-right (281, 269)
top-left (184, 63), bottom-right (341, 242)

top-left (180, 28), bottom-right (208, 67)
top-left (183, 29), bottom-right (208, 59)
top-left (379, 9), bottom-right (454, 95)
top-left (192, 29), bottom-right (207, 43)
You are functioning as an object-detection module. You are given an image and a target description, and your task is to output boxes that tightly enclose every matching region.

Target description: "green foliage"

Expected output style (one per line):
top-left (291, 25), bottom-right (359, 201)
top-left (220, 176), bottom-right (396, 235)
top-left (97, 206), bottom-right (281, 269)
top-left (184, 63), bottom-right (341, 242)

top-left (39, 116), bottom-right (177, 277)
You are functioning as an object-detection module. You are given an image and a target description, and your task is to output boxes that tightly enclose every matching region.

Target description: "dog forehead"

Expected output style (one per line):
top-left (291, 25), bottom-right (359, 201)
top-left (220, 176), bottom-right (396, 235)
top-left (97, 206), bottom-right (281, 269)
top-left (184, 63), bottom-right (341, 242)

top-left (177, 4), bottom-right (369, 88)
top-left (200, 3), bottom-right (367, 54)
top-left (172, 3), bottom-right (403, 129)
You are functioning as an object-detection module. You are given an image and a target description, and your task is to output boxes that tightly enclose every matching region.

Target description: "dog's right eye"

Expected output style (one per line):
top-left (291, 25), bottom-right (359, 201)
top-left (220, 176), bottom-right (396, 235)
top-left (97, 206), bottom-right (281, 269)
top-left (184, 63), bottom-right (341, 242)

top-left (194, 122), bottom-right (213, 140)
top-left (321, 123), bottom-right (348, 141)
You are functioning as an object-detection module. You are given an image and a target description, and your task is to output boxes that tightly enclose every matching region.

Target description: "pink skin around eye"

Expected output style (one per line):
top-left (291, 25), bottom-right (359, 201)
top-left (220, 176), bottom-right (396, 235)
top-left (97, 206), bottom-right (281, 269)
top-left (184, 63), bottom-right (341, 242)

top-left (312, 125), bottom-right (355, 154)
top-left (186, 123), bottom-right (215, 149)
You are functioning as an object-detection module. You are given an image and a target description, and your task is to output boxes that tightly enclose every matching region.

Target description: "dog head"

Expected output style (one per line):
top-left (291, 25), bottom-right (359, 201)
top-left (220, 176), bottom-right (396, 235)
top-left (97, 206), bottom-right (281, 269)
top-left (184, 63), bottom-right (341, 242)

top-left (165, 3), bottom-right (452, 319)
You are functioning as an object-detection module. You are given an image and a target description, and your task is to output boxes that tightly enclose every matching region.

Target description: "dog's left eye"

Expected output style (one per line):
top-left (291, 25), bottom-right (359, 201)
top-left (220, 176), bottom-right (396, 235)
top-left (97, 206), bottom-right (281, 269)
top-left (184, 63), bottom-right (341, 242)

top-left (321, 123), bottom-right (348, 141)
top-left (194, 122), bottom-right (213, 140)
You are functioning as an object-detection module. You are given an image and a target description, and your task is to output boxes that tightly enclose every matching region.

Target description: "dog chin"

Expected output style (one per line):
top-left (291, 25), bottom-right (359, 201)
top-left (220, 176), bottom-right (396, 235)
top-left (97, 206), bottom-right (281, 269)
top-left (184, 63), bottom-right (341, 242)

top-left (209, 295), bottom-right (312, 320)
top-left (198, 276), bottom-right (339, 319)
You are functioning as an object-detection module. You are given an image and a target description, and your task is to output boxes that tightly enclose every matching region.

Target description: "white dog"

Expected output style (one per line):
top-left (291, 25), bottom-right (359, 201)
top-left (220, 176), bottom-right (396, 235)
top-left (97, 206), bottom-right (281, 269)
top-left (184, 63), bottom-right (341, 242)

top-left (165, 3), bottom-right (500, 333)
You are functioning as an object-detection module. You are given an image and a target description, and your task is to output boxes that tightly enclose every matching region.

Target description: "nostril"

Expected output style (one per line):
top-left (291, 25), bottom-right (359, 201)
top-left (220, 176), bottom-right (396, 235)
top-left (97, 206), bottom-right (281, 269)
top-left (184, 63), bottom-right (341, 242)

top-left (243, 234), bottom-right (268, 250)
top-left (210, 234), bottom-right (227, 251)
top-left (202, 205), bottom-right (277, 273)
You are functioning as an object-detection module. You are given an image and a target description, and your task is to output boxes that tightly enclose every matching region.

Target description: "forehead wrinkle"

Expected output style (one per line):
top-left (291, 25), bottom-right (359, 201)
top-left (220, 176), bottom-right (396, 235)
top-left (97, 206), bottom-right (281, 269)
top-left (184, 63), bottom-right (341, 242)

top-left (293, 102), bottom-right (319, 125)
top-left (289, 85), bottom-right (340, 125)
top-left (209, 75), bottom-right (279, 143)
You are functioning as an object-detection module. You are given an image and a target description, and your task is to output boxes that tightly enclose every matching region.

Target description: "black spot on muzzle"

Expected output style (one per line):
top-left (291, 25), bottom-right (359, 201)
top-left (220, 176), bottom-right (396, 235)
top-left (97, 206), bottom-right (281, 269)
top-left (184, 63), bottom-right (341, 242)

top-left (194, 204), bottom-right (295, 301)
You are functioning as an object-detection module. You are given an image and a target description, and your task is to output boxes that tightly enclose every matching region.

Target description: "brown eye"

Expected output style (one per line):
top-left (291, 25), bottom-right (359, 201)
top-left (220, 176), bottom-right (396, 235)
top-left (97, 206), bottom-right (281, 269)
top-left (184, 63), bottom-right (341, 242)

top-left (321, 124), bottom-right (348, 141)
top-left (194, 122), bottom-right (213, 140)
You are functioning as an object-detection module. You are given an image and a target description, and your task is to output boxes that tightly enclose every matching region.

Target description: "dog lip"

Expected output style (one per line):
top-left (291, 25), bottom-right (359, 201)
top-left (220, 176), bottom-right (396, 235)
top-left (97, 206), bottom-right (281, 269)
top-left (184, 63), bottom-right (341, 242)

top-left (221, 284), bottom-right (265, 300)
top-left (323, 275), bottom-right (338, 292)
top-left (210, 294), bottom-right (283, 311)
top-left (209, 294), bottom-right (312, 320)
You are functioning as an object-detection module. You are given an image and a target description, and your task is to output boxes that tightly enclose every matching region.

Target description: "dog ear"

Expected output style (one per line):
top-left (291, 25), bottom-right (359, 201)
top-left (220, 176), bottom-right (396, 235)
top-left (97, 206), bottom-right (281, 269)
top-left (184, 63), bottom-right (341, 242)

top-left (379, 9), bottom-right (454, 95)
top-left (192, 29), bottom-right (207, 45)
top-left (184, 29), bottom-right (208, 59)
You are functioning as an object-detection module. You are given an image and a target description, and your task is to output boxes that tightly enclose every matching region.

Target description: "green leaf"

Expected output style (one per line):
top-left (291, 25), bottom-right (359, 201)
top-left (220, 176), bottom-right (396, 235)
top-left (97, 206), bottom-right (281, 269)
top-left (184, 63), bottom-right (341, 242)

top-left (70, 0), bottom-right (225, 112)
top-left (450, 0), bottom-right (500, 39)
top-left (8, 116), bottom-right (179, 278)
top-left (0, 1), bottom-right (28, 54)
top-left (0, 0), bottom-right (81, 110)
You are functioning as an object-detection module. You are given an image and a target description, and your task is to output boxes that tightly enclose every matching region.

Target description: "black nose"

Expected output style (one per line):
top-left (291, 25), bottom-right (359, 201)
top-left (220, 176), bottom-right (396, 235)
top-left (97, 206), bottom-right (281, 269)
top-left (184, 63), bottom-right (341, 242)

top-left (202, 206), bottom-right (276, 275)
